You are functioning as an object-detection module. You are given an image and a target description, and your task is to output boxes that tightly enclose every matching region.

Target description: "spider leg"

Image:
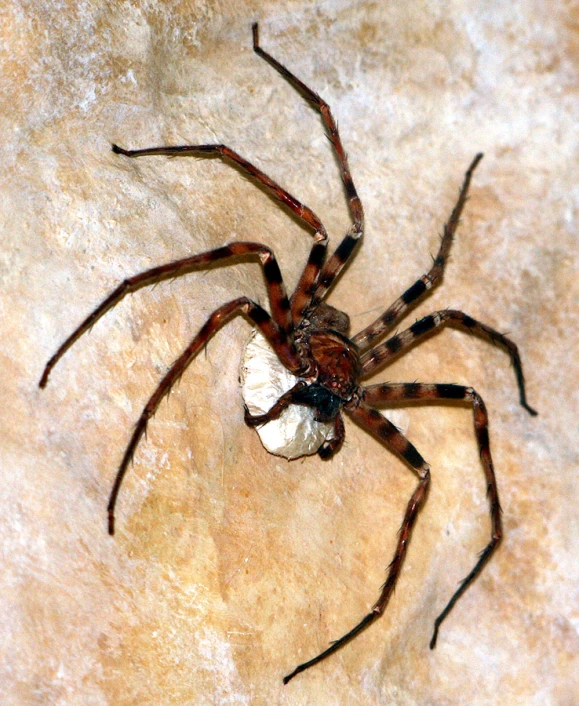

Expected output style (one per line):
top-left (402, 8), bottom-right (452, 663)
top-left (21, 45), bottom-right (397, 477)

top-left (112, 142), bottom-right (327, 239)
top-left (39, 242), bottom-right (302, 388)
top-left (243, 381), bottom-right (307, 427)
top-left (283, 400), bottom-right (430, 684)
top-left (107, 297), bottom-right (296, 535)
top-left (363, 382), bottom-right (502, 648)
top-left (113, 140), bottom-right (330, 327)
top-left (353, 153), bottom-right (483, 349)
top-left (360, 310), bottom-right (537, 415)
top-left (252, 23), bottom-right (364, 320)
top-left (245, 389), bottom-right (344, 459)
top-left (317, 413), bottom-right (345, 459)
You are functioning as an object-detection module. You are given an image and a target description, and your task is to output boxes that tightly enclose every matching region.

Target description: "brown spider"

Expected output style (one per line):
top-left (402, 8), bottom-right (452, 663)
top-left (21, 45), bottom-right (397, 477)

top-left (40, 23), bottom-right (537, 684)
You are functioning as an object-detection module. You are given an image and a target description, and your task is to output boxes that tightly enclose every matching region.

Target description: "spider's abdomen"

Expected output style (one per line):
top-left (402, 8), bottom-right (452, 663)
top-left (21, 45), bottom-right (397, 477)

top-left (308, 330), bottom-right (361, 401)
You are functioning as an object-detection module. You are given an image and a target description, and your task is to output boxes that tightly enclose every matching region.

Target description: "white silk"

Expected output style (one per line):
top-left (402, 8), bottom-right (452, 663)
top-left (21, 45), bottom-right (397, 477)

top-left (239, 331), bottom-right (334, 459)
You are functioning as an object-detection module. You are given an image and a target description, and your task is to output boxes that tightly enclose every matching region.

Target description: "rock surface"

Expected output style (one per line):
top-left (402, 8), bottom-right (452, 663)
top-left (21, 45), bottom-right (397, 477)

top-left (3, 2), bottom-right (577, 704)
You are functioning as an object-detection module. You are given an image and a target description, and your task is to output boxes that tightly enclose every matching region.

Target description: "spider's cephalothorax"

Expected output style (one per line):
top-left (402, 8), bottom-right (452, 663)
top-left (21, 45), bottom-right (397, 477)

top-left (40, 23), bottom-right (536, 685)
top-left (299, 303), bottom-right (361, 403)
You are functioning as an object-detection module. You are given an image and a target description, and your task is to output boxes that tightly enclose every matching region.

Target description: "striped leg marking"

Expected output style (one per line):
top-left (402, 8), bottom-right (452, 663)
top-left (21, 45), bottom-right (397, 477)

top-left (352, 153), bottom-right (483, 349)
top-left (107, 297), bottom-right (301, 535)
top-left (290, 237), bottom-right (327, 326)
top-left (309, 222), bottom-right (364, 313)
top-left (364, 382), bottom-right (502, 648)
top-left (252, 23), bottom-right (364, 322)
top-left (39, 243), bottom-right (296, 388)
top-left (283, 400), bottom-right (430, 684)
top-left (360, 309), bottom-right (537, 415)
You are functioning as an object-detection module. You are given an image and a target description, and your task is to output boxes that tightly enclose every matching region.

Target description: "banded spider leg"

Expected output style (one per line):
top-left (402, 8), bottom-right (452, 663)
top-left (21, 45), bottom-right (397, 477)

top-left (283, 400), bottom-right (431, 683)
top-left (282, 154), bottom-right (536, 682)
top-left (252, 22), bottom-right (365, 321)
top-left (39, 240), bottom-right (307, 534)
top-left (363, 382), bottom-right (502, 649)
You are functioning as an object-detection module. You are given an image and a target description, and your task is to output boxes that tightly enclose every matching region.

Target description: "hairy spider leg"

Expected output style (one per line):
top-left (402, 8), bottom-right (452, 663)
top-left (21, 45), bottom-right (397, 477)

top-left (39, 242), bottom-right (302, 388)
top-left (243, 381), bottom-right (308, 427)
top-left (112, 143), bottom-right (326, 234)
top-left (360, 309), bottom-right (537, 415)
top-left (107, 297), bottom-right (298, 535)
top-left (363, 382), bottom-right (502, 648)
top-left (113, 140), bottom-right (330, 326)
top-left (353, 153), bottom-right (483, 349)
top-left (283, 399), bottom-right (430, 684)
top-left (252, 23), bottom-right (364, 322)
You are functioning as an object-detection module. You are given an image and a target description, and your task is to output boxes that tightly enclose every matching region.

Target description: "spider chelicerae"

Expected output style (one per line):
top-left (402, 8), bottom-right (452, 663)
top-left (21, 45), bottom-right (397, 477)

top-left (40, 23), bottom-right (537, 684)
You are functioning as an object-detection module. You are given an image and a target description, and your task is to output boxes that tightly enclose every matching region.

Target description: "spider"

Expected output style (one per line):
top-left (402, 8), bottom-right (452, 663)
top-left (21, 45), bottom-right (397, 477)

top-left (40, 23), bottom-right (537, 684)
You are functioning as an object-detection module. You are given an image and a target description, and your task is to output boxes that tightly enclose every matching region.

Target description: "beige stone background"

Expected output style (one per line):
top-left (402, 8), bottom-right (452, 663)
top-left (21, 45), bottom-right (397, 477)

top-left (2, 0), bottom-right (577, 704)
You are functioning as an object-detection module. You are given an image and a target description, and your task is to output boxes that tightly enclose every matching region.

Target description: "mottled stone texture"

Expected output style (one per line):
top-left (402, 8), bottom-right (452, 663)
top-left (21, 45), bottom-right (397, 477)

top-left (2, 1), bottom-right (577, 704)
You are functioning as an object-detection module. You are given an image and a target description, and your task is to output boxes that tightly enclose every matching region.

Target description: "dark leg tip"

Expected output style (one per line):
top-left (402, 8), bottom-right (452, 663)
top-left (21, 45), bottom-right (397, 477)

top-left (252, 22), bottom-right (259, 48)
top-left (317, 433), bottom-right (343, 459)
top-left (523, 402), bottom-right (538, 417)
top-left (39, 357), bottom-right (56, 388)
top-left (318, 443), bottom-right (337, 460)
top-left (466, 153), bottom-right (484, 176)
top-left (430, 623), bottom-right (439, 649)
top-left (317, 444), bottom-right (332, 459)
top-left (111, 143), bottom-right (129, 155)
top-left (243, 406), bottom-right (264, 428)
top-left (108, 511), bottom-right (115, 536)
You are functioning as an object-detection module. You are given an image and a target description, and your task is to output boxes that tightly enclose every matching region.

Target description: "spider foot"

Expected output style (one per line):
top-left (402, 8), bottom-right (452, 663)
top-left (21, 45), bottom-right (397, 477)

top-left (522, 400), bottom-right (538, 417)
top-left (429, 622), bottom-right (441, 649)
top-left (317, 437), bottom-right (342, 459)
top-left (243, 406), bottom-right (269, 428)
top-left (111, 143), bottom-right (130, 155)
top-left (317, 414), bottom-right (345, 459)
